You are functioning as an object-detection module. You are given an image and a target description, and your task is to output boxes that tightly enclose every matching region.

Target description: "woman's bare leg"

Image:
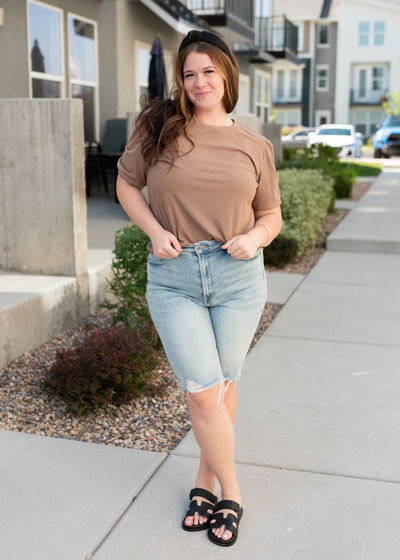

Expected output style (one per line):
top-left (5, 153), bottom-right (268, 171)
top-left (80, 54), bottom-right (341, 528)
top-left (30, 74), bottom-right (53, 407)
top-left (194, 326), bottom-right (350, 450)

top-left (183, 381), bottom-right (241, 541)
top-left (184, 380), bottom-right (238, 527)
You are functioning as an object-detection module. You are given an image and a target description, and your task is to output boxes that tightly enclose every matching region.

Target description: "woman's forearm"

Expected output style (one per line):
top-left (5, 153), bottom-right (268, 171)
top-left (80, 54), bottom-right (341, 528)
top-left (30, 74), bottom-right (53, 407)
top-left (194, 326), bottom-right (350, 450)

top-left (116, 175), bottom-right (165, 239)
top-left (246, 210), bottom-right (282, 249)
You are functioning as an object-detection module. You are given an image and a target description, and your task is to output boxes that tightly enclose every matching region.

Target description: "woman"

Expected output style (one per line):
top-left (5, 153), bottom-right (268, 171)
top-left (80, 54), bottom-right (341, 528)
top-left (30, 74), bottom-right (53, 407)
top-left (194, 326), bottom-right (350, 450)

top-left (116, 30), bottom-right (282, 547)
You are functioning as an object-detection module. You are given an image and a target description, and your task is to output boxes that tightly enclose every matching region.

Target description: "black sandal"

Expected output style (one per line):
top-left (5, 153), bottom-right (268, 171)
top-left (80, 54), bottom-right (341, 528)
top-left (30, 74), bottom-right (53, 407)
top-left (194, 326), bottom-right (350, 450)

top-left (207, 499), bottom-right (244, 546)
top-left (181, 487), bottom-right (218, 532)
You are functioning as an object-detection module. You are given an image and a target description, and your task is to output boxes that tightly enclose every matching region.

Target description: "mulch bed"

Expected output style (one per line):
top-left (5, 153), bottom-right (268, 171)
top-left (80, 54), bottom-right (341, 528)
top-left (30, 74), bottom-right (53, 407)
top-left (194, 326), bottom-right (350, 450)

top-left (0, 180), bottom-right (371, 451)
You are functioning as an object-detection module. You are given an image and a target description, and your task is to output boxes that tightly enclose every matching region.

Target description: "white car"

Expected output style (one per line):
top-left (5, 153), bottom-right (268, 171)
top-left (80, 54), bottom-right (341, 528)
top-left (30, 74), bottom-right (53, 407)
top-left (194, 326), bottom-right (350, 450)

top-left (307, 124), bottom-right (363, 158)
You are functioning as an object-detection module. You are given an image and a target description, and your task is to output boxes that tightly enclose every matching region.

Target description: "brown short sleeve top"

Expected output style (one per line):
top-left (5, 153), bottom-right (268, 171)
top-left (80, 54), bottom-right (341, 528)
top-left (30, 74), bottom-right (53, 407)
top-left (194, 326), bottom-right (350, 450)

top-left (117, 115), bottom-right (281, 254)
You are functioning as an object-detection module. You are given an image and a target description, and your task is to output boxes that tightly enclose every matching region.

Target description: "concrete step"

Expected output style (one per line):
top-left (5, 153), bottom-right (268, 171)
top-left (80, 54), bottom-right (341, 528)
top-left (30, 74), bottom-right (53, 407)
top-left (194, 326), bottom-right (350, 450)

top-left (0, 270), bottom-right (77, 368)
top-left (0, 255), bottom-right (118, 369)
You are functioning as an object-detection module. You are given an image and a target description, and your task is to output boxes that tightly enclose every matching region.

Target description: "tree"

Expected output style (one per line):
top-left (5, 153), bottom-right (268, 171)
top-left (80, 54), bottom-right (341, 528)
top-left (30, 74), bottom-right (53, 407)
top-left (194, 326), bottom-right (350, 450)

top-left (380, 90), bottom-right (400, 116)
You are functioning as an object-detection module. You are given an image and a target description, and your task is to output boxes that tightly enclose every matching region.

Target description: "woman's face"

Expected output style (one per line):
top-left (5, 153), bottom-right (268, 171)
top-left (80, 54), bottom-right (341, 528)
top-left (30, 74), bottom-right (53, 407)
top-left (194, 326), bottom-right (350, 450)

top-left (182, 51), bottom-right (226, 113)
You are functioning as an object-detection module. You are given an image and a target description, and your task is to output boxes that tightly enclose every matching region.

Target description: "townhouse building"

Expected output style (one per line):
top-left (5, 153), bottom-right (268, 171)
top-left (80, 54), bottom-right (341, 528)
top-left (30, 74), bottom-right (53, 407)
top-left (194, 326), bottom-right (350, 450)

top-left (273, 0), bottom-right (399, 136)
top-left (0, 0), bottom-right (302, 146)
top-left (335, 0), bottom-right (400, 137)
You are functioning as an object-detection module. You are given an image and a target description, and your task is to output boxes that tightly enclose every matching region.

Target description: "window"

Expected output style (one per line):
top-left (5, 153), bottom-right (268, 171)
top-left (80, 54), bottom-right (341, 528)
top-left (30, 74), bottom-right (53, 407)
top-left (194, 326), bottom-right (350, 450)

top-left (358, 69), bottom-right (367, 97)
top-left (277, 70), bottom-right (284, 97)
top-left (374, 21), bottom-right (385, 45)
top-left (274, 110), bottom-right (300, 126)
top-left (255, 70), bottom-right (270, 124)
top-left (138, 47), bottom-right (151, 99)
top-left (355, 111), bottom-right (367, 135)
top-left (273, 23), bottom-right (285, 49)
top-left (318, 24), bottom-right (329, 46)
top-left (28, 1), bottom-right (64, 98)
top-left (353, 110), bottom-right (385, 136)
top-left (294, 22), bottom-right (303, 51)
top-left (372, 67), bottom-right (384, 91)
top-left (316, 66), bottom-right (329, 91)
top-left (370, 111), bottom-right (382, 132)
top-left (68, 14), bottom-right (98, 143)
top-left (288, 110), bottom-right (300, 126)
top-left (275, 111), bottom-right (285, 125)
top-left (359, 22), bottom-right (369, 46)
top-left (289, 71), bottom-right (297, 98)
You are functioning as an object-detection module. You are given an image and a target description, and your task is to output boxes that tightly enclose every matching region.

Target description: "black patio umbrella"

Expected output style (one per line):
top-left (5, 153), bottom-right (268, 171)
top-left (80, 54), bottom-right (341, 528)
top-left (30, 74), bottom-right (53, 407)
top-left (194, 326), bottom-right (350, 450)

top-left (148, 33), bottom-right (167, 100)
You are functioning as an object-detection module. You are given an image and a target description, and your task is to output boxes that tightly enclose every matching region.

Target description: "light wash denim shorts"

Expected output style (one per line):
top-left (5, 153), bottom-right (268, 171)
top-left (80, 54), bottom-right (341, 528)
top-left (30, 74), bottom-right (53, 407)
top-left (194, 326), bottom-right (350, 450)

top-left (146, 239), bottom-right (267, 407)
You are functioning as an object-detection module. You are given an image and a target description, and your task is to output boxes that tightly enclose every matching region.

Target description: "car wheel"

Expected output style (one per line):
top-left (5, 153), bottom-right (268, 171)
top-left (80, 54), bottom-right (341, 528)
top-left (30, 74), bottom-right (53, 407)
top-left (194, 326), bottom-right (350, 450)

top-left (373, 148), bottom-right (382, 158)
top-left (383, 153), bottom-right (391, 159)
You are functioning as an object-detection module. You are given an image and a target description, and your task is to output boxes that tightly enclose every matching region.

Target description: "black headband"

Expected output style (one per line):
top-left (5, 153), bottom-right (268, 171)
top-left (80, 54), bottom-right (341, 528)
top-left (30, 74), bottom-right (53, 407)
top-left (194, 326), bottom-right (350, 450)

top-left (178, 30), bottom-right (233, 61)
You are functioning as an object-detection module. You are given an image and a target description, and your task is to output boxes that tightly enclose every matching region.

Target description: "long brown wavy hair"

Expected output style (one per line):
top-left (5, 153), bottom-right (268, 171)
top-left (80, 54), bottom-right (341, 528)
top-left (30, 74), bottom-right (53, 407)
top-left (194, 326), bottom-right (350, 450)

top-left (134, 34), bottom-right (239, 170)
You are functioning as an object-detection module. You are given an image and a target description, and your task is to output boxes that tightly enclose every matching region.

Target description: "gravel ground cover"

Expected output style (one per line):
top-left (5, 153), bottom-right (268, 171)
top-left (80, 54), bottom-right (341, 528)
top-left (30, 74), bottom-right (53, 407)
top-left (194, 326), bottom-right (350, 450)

top-left (0, 302), bottom-right (280, 453)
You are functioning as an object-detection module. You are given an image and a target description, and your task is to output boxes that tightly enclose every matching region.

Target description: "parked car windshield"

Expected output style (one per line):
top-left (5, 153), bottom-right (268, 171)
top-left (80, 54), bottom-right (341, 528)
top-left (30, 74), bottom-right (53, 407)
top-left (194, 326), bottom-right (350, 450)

top-left (317, 128), bottom-right (351, 136)
top-left (387, 116), bottom-right (400, 127)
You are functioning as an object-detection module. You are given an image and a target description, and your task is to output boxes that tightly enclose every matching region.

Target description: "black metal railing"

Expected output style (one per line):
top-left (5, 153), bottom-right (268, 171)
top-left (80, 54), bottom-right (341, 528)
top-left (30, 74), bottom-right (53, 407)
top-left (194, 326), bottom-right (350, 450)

top-left (273, 88), bottom-right (302, 103)
top-left (255, 16), bottom-right (298, 55)
top-left (184, 0), bottom-right (253, 27)
top-left (350, 88), bottom-right (389, 105)
top-left (155, 0), bottom-right (199, 24)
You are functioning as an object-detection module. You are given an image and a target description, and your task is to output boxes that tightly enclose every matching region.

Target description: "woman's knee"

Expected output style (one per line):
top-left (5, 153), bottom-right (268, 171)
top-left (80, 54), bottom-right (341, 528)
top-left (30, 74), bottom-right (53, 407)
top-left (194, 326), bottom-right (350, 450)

top-left (186, 380), bottom-right (226, 410)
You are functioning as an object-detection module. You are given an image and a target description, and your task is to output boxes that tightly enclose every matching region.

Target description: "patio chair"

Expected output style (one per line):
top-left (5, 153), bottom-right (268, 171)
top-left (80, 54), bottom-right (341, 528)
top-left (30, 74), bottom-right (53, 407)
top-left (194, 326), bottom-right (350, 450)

top-left (85, 119), bottom-right (127, 200)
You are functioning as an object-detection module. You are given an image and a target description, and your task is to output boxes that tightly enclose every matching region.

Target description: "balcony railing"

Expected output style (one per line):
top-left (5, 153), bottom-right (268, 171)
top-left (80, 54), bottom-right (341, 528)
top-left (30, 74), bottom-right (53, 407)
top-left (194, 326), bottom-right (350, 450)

top-left (255, 16), bottom-right (298, 55)
top-left (184, 0), bottom-right (253, 28)
top-left (350, 88), bottom-right (389, 105)
top-left (273, 88), bottom-right (302, 104)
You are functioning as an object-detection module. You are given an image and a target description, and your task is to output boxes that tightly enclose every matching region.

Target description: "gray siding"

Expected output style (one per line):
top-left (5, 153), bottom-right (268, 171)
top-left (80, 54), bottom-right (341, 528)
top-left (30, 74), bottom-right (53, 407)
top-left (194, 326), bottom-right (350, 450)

top-left (314, 22), bottom-right (337, 122)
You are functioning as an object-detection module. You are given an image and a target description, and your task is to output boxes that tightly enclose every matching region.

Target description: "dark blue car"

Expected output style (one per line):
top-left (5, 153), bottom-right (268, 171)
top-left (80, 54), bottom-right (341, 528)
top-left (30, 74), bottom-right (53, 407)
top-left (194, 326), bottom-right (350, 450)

top-left (373, 115), bottom-right (400, 158)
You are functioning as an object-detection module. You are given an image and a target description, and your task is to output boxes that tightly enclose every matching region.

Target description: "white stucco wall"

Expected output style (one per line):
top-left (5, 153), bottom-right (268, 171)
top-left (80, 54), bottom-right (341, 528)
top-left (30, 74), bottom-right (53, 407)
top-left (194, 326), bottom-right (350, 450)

top-left (335, 0), bottom-right (400, 124)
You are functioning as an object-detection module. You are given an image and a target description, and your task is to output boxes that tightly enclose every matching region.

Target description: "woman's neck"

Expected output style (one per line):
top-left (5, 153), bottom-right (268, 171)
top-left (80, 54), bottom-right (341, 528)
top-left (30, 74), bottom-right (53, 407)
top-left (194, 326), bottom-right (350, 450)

top-left (193, 109), bottom-right (233, 128)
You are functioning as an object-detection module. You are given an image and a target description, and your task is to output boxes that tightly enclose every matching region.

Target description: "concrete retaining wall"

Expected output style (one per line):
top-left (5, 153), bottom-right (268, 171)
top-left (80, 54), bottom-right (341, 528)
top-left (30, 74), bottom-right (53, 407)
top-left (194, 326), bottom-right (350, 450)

top-left (0, 99), bottom-right (89, 320)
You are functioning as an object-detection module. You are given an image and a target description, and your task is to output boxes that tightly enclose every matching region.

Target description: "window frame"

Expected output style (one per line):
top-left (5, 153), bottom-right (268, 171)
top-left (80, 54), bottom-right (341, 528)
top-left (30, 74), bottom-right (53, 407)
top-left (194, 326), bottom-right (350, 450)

top-left (359, 21), bottom-right (370, 46)
top-left (254, 68), bottom-right (271, 124)
top-left (135, 40), bottom-right (173, 110)
top-left (315, 64), bottom-right (329, 92)
top-left (275, 109), bottom-right (301, 127)
top-left (67, 11), bottom-right (99, 144)
top-left (373, 21), bottom-right (385, 46)
top-left (27, 0), bottom-right (66, 99)
top-left (293, 22), bottom-right (304, 52)
top-left (317, 23), bottom-right (329, 48)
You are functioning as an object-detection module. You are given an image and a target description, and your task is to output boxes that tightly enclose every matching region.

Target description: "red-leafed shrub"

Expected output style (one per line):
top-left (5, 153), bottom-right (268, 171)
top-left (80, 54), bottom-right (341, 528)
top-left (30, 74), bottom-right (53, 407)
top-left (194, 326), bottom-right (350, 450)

top-left (44, 326), bottom-right (158, 415)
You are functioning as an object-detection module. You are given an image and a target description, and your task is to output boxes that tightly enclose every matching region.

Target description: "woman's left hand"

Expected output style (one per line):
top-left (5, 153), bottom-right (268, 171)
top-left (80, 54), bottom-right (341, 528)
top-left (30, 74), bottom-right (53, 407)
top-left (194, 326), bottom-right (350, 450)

top-left (221, 234), bottom-right (258, 260)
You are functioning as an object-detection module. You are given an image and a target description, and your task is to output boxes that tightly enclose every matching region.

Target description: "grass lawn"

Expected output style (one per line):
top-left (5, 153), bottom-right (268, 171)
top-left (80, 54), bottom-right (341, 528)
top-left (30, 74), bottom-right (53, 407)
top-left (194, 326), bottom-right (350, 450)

top-left (339, 161), bottom-right (382, 176)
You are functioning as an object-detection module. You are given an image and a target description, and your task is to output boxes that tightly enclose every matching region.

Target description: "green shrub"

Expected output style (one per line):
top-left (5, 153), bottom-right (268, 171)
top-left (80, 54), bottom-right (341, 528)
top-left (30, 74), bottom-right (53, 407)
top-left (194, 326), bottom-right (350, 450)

top-left (283, 146), bottom-right (298, 161)
top-left (43, 326), bottom-right (159, 416)
top-left (330, 166), bottom-right (357, 198)
top-left (264, 168), bottom-right (335, 266)
top-left (276, 142), bottom-right (356, 199)
top-left (100, 224), bottom-right (160, 347)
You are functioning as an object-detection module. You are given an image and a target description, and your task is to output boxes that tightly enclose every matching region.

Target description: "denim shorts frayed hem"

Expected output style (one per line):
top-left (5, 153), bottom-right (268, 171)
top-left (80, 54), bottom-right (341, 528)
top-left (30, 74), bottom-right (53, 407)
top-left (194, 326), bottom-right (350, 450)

top-left (181, 374), bottom-right (242, 408)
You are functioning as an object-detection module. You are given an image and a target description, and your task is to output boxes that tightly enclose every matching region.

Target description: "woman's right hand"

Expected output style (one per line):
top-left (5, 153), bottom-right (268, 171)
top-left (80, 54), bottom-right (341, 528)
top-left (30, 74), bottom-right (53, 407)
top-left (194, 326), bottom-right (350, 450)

top-left (151, 230), bottom-right (182, 259)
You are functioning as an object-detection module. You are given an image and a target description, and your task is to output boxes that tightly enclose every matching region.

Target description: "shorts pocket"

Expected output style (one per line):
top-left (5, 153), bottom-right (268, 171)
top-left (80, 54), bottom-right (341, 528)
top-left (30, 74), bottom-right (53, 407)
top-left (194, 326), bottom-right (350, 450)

top-left (245, 248), bottom-right (263, 261)
top-left (148, 253), bottom-right (167, 265)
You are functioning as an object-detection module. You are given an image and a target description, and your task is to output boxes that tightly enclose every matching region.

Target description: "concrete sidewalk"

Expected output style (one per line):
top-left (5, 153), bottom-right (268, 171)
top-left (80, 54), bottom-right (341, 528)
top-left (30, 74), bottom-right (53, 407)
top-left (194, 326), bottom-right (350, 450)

top-left (2, 169), bottom-right (400, 559)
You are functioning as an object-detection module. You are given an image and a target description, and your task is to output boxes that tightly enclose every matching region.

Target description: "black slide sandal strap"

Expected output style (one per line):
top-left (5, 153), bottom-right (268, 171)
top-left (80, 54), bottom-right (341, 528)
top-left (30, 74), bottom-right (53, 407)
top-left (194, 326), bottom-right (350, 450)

top-left (208, 507), bottom-right (243, 546)
top-left (209, 512), bottom-right (238, 536)
top-left (185, 500), bottom-right (215, 519)
top-left (189, 487), bottom-right (218, 504)
top-left (213, 499), bottom-right (240, 513)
